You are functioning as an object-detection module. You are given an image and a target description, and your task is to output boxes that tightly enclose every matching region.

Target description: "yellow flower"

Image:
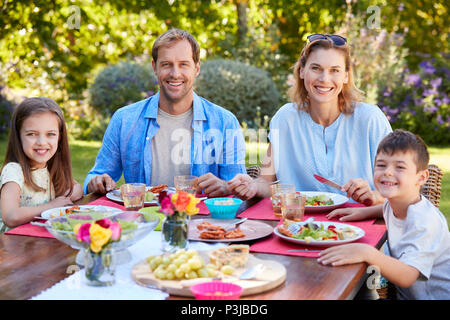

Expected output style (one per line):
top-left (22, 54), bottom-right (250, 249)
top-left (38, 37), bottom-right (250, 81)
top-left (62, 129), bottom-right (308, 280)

top-left (186, 194), bottom-right (200, 216)
top-left (89, 223), bottom-right (112, 253)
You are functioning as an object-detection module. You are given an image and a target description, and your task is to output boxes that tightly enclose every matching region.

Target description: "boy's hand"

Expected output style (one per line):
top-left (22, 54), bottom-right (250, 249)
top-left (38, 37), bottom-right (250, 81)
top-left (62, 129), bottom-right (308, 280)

top-left (317, 243), bottom-right (375, 266)
top-left (327, 207), bottom-right (367, 222)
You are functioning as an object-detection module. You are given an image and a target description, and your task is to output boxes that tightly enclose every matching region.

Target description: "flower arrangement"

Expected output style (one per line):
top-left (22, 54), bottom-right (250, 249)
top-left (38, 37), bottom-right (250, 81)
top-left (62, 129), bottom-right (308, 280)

top-left (158, 191), bottom-right (201, 252)
top-left (74, 218), bottom-right (122, 253)
top-left (158, 190), bottom-right (201, 220)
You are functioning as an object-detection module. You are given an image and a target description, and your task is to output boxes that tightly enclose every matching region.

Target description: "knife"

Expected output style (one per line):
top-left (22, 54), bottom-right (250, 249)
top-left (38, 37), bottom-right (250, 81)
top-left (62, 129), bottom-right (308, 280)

top-left (313, 174), bottom-right (342, 191)
top-left (313, 174), bottom-right (373, 206)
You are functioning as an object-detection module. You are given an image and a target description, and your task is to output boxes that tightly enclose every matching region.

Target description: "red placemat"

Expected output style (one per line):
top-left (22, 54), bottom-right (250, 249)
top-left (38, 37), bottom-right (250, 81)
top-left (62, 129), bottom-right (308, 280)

top-left (250, 222), bottom-right (386, 258)
top-left (5, 222), bottom-right (54, 238)
top-left (237, 198), bottom-right (373, 221)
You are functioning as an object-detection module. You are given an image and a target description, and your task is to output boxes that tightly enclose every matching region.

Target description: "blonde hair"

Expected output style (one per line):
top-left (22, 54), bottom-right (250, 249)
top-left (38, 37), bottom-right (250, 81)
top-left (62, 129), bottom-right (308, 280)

top-left (288, 38), bottom-right (363, 114)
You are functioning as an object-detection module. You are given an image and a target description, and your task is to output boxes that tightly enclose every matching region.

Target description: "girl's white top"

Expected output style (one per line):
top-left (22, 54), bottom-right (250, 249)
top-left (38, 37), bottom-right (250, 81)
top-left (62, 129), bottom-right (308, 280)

top-left (0, 162), bottom-right (54, 232)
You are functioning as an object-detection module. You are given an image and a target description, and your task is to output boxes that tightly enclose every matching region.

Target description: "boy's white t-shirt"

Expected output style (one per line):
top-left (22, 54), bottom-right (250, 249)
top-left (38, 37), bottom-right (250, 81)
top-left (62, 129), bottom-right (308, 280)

top-left (383, 196), bottom-right (450, 299)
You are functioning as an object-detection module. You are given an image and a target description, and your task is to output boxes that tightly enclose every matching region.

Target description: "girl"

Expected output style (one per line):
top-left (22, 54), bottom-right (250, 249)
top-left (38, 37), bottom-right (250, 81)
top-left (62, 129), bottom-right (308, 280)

top-left (0, 97), bottom-right (83, 232)
top-left (228, 34), bottom-right (392, 204)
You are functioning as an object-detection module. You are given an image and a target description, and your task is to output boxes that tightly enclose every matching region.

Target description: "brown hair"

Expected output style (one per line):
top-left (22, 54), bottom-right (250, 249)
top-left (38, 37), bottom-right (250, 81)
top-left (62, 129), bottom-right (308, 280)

top-left (288, 37), bottom-right (363, 114)
top-left (152, 28), bottom-right (200, 64)
top-left (1, 97), bottom-right (75, 197)
top-left (376, 129), bottom-right (430, 171)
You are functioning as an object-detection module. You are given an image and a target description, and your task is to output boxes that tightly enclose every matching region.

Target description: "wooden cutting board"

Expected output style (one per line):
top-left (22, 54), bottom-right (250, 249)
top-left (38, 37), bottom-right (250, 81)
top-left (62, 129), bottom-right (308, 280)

top-left (131, 251), bottom-right (286, 297)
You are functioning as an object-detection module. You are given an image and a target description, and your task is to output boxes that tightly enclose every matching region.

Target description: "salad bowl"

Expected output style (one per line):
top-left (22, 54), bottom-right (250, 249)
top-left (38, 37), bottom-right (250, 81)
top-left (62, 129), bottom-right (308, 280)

top-left (45, 211), bottom-right (160, 266)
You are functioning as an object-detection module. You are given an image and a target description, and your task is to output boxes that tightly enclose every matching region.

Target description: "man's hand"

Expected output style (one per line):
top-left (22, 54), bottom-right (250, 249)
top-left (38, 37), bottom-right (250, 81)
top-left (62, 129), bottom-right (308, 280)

top-left (196, 173), bottom-right (229, 197)
top-left (227, 174), bottom-right (258, 200)
top-left (87, 173), bottom-right (116, 194)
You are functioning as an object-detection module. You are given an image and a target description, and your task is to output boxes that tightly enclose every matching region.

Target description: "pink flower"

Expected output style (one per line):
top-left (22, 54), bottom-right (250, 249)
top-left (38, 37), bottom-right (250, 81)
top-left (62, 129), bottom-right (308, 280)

top-left (110, 222), bottom-right (122, 241)
top-left (160, 197), bottom-right (174, 215)
top-left (95, 218), bottom-right (112, 229)
top-left (76, 223), bottom-right (91, 243)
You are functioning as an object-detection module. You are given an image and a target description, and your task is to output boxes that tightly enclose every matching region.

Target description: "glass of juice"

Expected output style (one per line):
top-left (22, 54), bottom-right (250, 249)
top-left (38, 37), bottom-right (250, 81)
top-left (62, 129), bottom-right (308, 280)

top-left (174, 175), bottom-right (198, 194)
top-left (120, 183), bottom-right (146, 211)
top-left (280, 192), bottom-right (306, 225)
top-left (270, 184), bottom-right (295, 218)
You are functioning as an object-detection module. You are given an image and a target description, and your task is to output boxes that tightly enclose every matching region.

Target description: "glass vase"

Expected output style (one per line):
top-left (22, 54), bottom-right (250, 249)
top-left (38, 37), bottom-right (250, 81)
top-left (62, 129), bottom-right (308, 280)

top-left (161, 216), bottom-right (189, 252)
top-left (84, 246), bottom-right (115, 286)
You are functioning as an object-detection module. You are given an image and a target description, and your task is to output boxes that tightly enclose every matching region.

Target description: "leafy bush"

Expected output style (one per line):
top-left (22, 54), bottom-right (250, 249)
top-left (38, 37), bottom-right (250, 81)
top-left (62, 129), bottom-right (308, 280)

top-left (194, 59), bottom-right (280, 128)
top-left (88, 61), bottom-right (158, 117)
top-left (378, 55), bottom-right (450, 145)
top-left (0, 86), bottom-right (14, 136)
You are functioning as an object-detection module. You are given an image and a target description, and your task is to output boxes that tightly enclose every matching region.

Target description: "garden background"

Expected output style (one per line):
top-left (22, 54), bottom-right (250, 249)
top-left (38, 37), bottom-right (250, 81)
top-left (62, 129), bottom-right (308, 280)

top-left (0, 0), bottom-right (449, 225)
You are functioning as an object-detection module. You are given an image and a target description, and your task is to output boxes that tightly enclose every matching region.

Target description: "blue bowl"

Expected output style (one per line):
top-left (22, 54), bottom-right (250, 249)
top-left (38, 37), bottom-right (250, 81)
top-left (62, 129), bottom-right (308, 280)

top-left (204, 198), bottom-right (243, 219)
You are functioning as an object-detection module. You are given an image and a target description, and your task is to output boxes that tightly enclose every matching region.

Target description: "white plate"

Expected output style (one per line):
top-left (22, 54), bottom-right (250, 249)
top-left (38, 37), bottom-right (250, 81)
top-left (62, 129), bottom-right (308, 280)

top-left (41, 205), bottom-right (122, 220)
top-left (273, 221), bottom-right (365, 247)
top-left (105, 186), bottom-right (175, 205)
top-left (300, 191), bottom-right (348, 212)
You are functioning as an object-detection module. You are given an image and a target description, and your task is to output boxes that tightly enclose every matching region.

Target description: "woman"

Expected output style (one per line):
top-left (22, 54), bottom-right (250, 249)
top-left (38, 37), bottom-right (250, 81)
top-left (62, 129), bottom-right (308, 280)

top-left (228, 34), bottom-right (392, 205)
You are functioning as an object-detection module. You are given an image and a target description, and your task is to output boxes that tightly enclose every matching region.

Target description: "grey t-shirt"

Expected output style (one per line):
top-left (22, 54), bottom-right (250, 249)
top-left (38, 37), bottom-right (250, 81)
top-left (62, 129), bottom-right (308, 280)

top-left (150, 108), bottom-right (192, 187)
top-left (383, 196), bottom-right (450, 299)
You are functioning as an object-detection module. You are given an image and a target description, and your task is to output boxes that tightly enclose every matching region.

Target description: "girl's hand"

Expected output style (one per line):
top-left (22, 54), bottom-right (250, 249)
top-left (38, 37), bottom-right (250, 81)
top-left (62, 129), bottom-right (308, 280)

top-left (50, 196), bottom-right (74, 208)
top-left (227, 174), bottom-right (258, 200)
top-left (317, 243), bottom-right (374, 266)
top-left (341, 178), bottom-right (377, 206)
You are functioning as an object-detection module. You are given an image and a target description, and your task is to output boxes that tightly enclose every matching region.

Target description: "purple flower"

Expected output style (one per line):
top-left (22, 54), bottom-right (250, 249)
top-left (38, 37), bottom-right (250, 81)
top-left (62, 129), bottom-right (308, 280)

top-left (436, 115), bottom-right (444, 125)
top-left (406, 74), bottom-right (421, 87)
top-left (414, 98), bottom-right (423, 106)
top-left (419, 61), bottom-right (436, 74)
top-left (424, 105), bottom-right (438, 114)
top-left (423, 89), bottom-right (437, 97)
top-left (434, 98), bottom-right (443, 106)
top-left (430, 77), bottom-right (442, 89)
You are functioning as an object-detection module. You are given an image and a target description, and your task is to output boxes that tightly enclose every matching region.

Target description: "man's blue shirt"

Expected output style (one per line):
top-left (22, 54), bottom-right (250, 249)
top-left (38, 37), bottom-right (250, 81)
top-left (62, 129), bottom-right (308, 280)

top-left (83, 92), bottom-right (247, 193)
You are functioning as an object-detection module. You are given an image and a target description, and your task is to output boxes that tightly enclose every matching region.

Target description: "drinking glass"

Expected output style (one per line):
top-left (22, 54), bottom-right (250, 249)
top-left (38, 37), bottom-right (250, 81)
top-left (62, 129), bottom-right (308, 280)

top-left (270, 184), bottom-right (295, 218)
top-left (120, 183), bottom-right (146, 211)
top-left (174, 175), bottom-right (198, 194)
top-left (280, 192), bottom-right (306, 224)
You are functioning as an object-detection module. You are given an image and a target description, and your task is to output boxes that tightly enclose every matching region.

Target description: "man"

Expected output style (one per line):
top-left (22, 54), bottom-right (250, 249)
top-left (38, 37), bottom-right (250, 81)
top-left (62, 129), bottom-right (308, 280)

top-left (83, 28), bottom-right (246, 197)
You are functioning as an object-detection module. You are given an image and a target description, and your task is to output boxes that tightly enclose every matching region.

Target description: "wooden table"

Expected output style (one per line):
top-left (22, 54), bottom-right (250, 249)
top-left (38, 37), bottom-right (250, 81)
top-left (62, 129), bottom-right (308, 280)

top-left (0, 194), bottom-right (386, 300)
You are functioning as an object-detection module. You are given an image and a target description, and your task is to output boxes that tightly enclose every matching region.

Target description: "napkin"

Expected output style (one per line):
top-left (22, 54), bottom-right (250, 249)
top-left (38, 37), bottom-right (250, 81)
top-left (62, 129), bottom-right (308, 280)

top-left (250, 222), bottom-right (386, 258)
top-left (5, 222), bottom-right (54, 239)
top-left (237, 198), bottom-right (372, 221)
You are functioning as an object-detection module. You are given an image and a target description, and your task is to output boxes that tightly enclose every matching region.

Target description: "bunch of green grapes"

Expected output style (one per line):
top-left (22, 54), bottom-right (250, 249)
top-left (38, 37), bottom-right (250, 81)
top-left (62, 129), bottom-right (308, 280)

top-left (146, 249), bottom-right (222, 280)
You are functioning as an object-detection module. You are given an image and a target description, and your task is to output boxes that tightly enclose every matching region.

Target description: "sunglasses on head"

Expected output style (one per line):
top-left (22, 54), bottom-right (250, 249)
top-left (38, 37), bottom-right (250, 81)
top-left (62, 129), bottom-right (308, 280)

top-left (307, 34), bottom-right (347, 46)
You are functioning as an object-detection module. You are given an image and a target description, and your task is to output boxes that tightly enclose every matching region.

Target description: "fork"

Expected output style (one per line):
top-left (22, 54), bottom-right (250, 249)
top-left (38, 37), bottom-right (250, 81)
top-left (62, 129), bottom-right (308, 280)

top-left (287, 217), bottom-right (315, 234)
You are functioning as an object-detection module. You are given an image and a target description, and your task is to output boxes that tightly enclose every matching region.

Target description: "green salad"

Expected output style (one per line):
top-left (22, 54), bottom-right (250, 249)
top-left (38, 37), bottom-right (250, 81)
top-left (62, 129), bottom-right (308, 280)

top-left (306, 194), bottom-right (334, 206)
top-left (292, 223), bottom-right (339, 242)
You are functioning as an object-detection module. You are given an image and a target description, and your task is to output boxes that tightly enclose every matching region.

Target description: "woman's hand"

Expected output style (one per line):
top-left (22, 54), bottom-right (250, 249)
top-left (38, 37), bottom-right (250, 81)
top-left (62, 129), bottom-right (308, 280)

top-left (341, 178), bottom-right (378, 205)
top-left (196, 173), bottom-right (229, 197)
top-left (227, 174), bottom-right (259, 200)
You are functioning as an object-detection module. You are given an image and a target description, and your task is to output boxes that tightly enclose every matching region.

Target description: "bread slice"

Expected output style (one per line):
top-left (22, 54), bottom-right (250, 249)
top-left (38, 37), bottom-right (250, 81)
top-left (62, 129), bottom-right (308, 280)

top-left (209, 244), bottom-right (250, 268)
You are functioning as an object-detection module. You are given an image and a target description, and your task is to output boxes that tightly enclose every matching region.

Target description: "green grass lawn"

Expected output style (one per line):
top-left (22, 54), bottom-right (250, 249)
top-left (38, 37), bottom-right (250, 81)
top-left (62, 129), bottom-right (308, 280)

top-left (1, 138), bottom-right (449, 227)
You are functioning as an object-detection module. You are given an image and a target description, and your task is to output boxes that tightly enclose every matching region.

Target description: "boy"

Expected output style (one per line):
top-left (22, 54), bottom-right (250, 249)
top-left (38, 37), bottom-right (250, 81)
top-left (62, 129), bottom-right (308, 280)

top-left (318, 129), bottom-right (450, 299)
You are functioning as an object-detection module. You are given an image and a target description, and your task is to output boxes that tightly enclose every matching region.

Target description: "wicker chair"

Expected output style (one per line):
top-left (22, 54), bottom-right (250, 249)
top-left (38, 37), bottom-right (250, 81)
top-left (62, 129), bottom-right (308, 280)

top-left (377, 164), bottom-right (443, 299)
top-left (420, 164), bottom-right (443, 208)
top-left (246, 165), bottom-right (261, 179)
